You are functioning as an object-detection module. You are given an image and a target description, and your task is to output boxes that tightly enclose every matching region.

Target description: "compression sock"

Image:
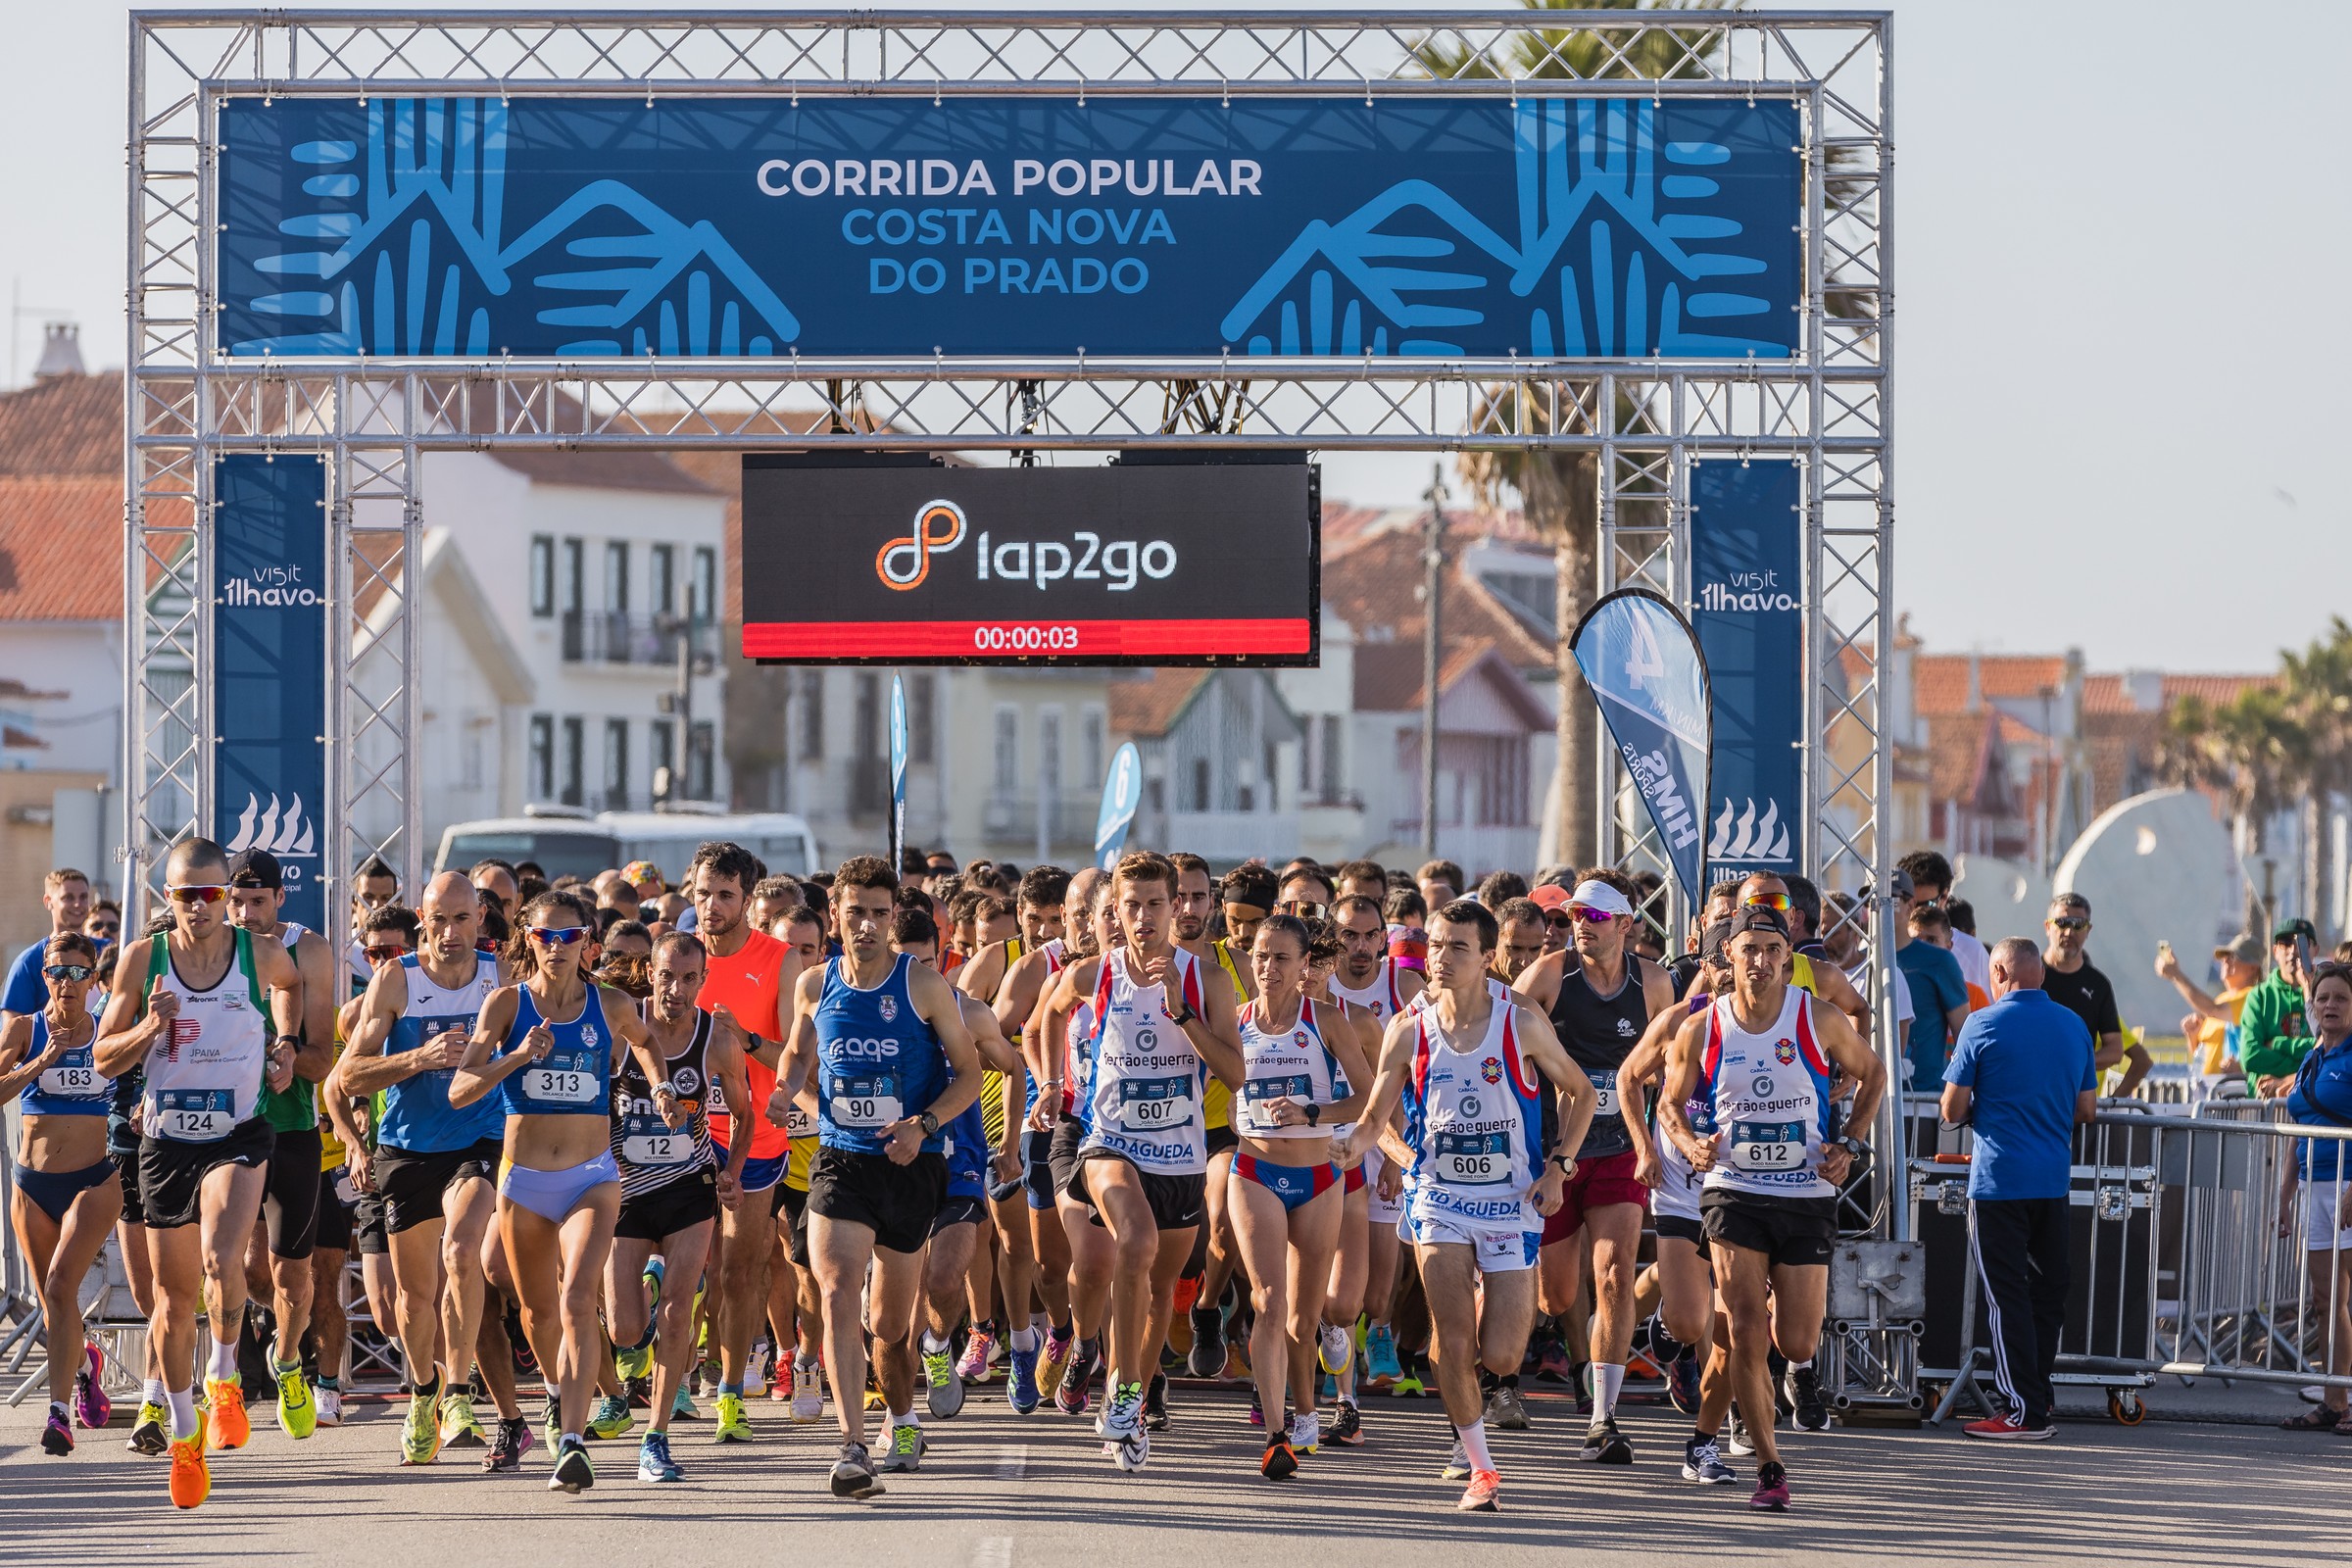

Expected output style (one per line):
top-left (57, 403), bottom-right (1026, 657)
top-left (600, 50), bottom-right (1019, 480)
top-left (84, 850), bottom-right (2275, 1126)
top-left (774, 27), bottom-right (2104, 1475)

top-left (1009, 1325), bottom-right (1039, 1353)
top-left (920, 1332), bottom-right (951, 1356)
top-left (208, 1336), bottom-right (239, 1383)
top-left (166, 1385), bottom-right (199, 1441)
top-left (1594, 1362), bottom-right (1626, 1419)
top-left (1455, 1418), bottom-right (1494, 1473)
top-left (144, 1377), bottom-right (167, 1406)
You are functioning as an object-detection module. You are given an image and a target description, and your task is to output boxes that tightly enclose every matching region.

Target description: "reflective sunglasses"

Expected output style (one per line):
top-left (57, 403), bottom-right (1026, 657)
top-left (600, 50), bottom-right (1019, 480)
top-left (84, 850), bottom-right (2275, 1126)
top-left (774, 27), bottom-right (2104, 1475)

top-left (363, 944), bottom-right (410, 963)
top-left (1742, 893), bottom-right (1791, 912)
top-left (43, 962), bottom-right (96, 982)
top-left (2049, 915), bottom-right (2089, 932)
top-left (1278, 900), bottom-right (1330, 920)
top-left (526, 925), bottom-right (590, 947)
top-left (1569, 905), bottom-right (1622, 924)
top-left (169, 884), bottom-right (228, 905)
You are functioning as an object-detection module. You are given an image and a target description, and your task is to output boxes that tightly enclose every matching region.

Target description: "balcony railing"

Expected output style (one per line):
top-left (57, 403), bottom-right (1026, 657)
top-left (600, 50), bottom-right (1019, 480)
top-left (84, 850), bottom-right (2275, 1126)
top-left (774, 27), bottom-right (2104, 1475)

top-left (562, 611), bottom-right (714, 667)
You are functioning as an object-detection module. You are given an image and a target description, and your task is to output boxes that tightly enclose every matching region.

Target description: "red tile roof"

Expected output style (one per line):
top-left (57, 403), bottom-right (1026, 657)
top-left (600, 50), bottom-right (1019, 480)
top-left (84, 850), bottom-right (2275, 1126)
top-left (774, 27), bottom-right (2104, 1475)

top-left (1107, 668), bottom-right (1208, 739)
top-left (1911, 653), bottom-right (2068, 716)
top-left (0, 373), bottom-right (121, 477)
top-left (0, 475), bottom-right (125, 620)
top-left (1322, 524), bottom-right (1553, 672)
top-left (2079, 671), bottom-right (2275, 714)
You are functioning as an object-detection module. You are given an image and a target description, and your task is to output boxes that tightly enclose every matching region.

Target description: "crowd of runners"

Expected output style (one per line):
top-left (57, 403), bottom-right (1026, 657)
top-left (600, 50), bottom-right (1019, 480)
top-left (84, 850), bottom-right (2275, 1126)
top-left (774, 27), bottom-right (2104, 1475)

top-left (11, 833), bottom-right (2058, 1520)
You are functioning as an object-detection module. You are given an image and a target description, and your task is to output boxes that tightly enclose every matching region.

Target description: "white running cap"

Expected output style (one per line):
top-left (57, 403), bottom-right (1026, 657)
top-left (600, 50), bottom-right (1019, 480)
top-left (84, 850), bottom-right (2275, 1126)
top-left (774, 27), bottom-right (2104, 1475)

top-left (1565, 880), bottom-right (1635, 918)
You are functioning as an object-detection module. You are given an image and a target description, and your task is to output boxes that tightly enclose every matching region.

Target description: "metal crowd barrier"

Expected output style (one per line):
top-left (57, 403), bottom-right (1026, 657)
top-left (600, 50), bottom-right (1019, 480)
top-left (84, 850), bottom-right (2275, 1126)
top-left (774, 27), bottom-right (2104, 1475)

top-left (1918, 1102), bottom-right (2352, 1424)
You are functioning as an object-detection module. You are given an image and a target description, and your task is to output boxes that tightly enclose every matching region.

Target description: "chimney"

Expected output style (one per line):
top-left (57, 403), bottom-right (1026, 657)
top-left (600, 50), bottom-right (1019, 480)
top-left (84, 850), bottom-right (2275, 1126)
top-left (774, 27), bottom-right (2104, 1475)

top-left (32, 321), bottom-right (84, 380)
top-left (2124, 668), bottom-right (2163, 713)
top-left (1965, 651), bottom-right (1982, 713)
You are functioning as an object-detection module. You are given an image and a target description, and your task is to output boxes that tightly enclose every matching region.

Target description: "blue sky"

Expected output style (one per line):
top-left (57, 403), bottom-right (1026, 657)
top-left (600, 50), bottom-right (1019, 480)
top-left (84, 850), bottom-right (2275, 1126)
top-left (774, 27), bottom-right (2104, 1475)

top-left (4, 1), bottom-right (2340, 672)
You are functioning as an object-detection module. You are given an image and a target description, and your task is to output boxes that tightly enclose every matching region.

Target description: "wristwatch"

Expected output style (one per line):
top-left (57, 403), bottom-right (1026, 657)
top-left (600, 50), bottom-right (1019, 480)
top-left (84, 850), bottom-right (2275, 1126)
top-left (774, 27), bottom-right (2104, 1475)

top-left (1303, 1103), bottom-right (1321, 1127)
top-left (917, 1110), bottom-right (941, 1137)
top-left (1836, 1135), bottom-right (1868, 1158)
top-left (1553, 1154), bottom-right (1577, 1175)
top-left (654, 1082), bottom-right (679, 1100)
top-left (1165, 1001), bottom-right (1197, 1027)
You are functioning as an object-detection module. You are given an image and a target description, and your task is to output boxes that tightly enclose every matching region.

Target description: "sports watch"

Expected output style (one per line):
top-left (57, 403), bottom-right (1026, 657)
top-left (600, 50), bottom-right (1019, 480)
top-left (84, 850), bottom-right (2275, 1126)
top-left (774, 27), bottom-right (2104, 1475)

top-left (917, 1110), bottom-right (941, 1138)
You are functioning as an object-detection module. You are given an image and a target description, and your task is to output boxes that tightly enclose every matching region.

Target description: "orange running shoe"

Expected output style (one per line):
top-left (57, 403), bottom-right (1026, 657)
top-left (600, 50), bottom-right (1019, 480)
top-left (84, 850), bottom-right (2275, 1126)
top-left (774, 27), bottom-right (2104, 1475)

top-left (1458, 1468), bottom-right (1500, 1512)
top-left (170, 1413), bottom-right (212, 1508)
top-left (206, 1379), bottom-right (250, 1450)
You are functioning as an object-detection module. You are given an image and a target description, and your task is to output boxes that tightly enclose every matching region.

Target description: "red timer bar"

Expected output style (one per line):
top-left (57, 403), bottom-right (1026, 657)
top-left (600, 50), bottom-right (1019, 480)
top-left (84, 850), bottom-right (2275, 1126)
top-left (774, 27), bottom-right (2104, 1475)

top-left (744, 617), bottom-right (1312, 661)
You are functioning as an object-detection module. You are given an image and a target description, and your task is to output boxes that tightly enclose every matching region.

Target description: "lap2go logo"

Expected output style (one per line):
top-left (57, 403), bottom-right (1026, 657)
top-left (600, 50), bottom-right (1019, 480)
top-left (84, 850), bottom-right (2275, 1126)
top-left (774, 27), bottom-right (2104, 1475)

top-left (874, 498), bottom-right (1176, 594)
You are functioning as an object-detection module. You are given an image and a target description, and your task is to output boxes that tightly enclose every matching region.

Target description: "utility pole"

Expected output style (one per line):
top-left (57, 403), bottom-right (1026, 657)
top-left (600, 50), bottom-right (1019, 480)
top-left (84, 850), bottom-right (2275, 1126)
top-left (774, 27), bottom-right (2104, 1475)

top-left (1420, 462), bottom-right (1446, 858)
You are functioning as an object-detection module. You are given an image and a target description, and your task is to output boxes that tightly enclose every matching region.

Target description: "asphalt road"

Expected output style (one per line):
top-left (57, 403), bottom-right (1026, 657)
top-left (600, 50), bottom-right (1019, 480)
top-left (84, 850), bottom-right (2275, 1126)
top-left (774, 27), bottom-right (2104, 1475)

top-left (2, 1383), bottom-right (2346, 1567)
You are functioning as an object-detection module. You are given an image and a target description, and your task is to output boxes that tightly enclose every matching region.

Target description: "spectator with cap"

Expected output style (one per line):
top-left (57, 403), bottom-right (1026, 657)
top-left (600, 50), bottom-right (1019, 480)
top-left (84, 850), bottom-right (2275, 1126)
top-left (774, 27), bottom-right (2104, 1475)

top-left (2038, 892), bottom-right (2150, 1096)
top-left (2241, 918), bottom-right (2320, 1099)
top-left (1893, 868), bottom-right (1972, 1093)
top-left (618, 858), bottom-right (664, 908)
top-left (2156, 932), bottom-right (2264, 1102)
top-left (1941, 937), bottom-right (2098, 1441)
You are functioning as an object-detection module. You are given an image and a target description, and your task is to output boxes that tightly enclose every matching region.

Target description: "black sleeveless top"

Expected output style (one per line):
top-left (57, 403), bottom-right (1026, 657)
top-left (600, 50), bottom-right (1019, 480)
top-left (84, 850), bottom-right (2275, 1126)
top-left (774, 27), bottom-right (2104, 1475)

top-left (1547, 956), bottom-right (1655, 1160)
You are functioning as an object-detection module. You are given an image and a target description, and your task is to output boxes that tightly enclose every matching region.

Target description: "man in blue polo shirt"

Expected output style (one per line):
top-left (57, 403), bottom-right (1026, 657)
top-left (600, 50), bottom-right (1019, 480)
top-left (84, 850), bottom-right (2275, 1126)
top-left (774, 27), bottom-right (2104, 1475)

top-left (1940, 936), bottom-right (2097, 1441)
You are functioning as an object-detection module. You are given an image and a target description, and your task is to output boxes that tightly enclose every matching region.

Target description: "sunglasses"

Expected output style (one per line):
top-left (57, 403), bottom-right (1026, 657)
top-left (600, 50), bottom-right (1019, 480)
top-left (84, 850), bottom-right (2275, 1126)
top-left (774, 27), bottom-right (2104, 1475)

top-left (2049, 916), bottom-right (2089, 932)
top-left (1279, 901), bottom-right (1330, 919)
top-left (43, 963), bottom-right (96, 982)
top-left (1742, 893), bottom-right (1791, 911)
top-left (1544, 911), bottom-right (1576, 929)
top-left (169, 884), bottom-right (227, 905)
top-left (1570, 905), bottom-right (1622, 924)
top-left (526, 926), bottom-right (590, 947)
top-left (363, 944), bottom-right (410, 963)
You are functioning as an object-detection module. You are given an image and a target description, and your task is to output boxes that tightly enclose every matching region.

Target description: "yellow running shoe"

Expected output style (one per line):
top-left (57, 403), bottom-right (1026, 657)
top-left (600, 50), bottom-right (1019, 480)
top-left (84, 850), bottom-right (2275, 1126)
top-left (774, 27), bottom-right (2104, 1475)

top-left (438, 1390), bottom-right (486, 1448)
top-left (712, 1392), bottom-right (751, 1443)
top-left (401, 1390), bottom-right (442, 1466)
top-left (586, 1394), bottom-right (634, 1441)
top-left (169, 1417), bottom-right (212, 1509)
top-left (274, 1361), bottom-right (317, 1439)
top-left (205, 1378), bottom-right (249, 1450)
top-left (128, 1401), bottom-right (170, 1456)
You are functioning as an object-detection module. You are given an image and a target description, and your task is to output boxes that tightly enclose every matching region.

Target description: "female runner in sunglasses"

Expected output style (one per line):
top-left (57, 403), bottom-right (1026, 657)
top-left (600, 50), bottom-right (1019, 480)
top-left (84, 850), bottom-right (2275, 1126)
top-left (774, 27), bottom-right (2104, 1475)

top-left (0, 932), bottom-right (122, 1455)
top-left (452, 889), bottom-right (676, 1494)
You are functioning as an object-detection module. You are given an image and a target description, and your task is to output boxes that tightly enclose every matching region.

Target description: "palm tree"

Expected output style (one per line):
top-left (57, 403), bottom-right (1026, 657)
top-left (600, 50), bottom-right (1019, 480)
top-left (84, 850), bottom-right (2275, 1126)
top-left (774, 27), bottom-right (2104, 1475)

top-left (2157, 683), bottom-right (2306, 928)
top-left (1411, 0), bottom-right (1732, 870)
top-left (2280, 616), bottom-right (2352, 927)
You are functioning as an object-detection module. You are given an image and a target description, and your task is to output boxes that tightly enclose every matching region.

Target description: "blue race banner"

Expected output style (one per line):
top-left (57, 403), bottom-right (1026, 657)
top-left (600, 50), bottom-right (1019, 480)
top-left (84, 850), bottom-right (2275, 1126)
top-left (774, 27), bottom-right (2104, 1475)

top-left (219, 96), bottom-right (1799, 362)
top-left (1689, 458), bottom-right (1803, 876)
top-left (1569, 588), bottom-right (1710, 906)
top-left (1095, 743), bottom-right (1143, 871)
top-left (214, 455), bottom-right (329, 932)
top-left (888, 672), bottom-right (908, 866)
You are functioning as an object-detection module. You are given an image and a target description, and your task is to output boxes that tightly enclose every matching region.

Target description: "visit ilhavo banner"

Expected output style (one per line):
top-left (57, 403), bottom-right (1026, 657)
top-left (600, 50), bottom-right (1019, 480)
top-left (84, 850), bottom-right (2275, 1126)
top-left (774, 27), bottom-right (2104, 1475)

top-left (1569, 588), bottom-right (1710, 906)
top-left (218, 95), bottom-right (1799, 361)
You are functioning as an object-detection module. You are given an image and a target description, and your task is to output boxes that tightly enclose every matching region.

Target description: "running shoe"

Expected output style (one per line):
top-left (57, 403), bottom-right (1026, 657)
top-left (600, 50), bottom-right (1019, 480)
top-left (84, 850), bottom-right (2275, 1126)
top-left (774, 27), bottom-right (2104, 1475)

top-left (1580, 1415), bottom-right (1634, 1465)
top-left (1260, 1439), bottom-right (1298, 1480)
top-left (1786, 1364), bottom-right (1829, 1431)
top-left (1249, 1389), bottom-right (1264, 1428)
top-left (1392, 1362), bottom-right (1427, 1398)
top-left (1055, 1341), bottom-right (1099, 1417)
top-left (1187, 1300), bottom-right (1227, 1377)
top-left (1728, 1410), bottom-right (1756, 1456)
top-left (550, 1434), bottom-right (595, 1494)
top-left (830, 1441), bottom-right (883, 1499)
top-left (1324, 1397), bottom-right (1363, 1446)
top-left (639, 1253), bottom-right (666, 1327)
top-left (1007, 1338), bottom-right (1042, 1415)
top-left (168, 1417), bottom-right (211, 1509)
top-left (485, 1416), bottom-right (533, 1472)
top-left (73, 1344), bottom-right (111, 1430)
top-left (544, 1404), bottom-right (564, 1457)
top-left (401, 1389), bottom-right (441, 1465)
top-left (1749, 1458), bottom-right (1790, 1511)
top-left (1224, 1336), bottom-right (1253, 1384)
top-left (615, 1341), bottom-right (654, 1383)
top-left (880, 1420), bottom-right (926, 1473)
top-left (1485, 1383), bottom-right (1532, 1431)
top-left (790, 1356), bottom-right (825, 1423)
top-left (1534, 1334), bottom-right (1576, 1386)
top-left (956, 1327), bottom-right (996, 1384)
top-left (771, 1356), bottom-right (796, 1404)
top-left (672, 1385), bottom-right (700, 1421)
top-left (1288, 1409), bottom-right (1319, 1455)
top-left (1441, 1438), bottom-right (1472, 1481)
top-left (1318, 1320), bottom-right (1352, 1377)
top-left (440, 1390), bottom-right (486, 1447)
top-left (42, 1408), bottom-right (73, 1455)
top-left (1363, 1324), bottom-right (1404, 1389)
top-left (1682, 1433), bottom-right (1737, 1484)
top-left (637, 1430), bottom-right (683, 1482)
top-left (128, 1402), bottom-right (169, 1455)
top-left (1103, 1383), bottom-right (1150, 1472)
top-left (270, 1363), bottom-right (318, 1447)
top-left (315, 1383), bottom-right (343, 1428)
top-left (923, 1341), bottom-right (966, 1419)
top-left (1040, 1326), bottom-right (1074, 1391)
top-left (588, 1394), bottom-right (635, 1440)
top-left (714, 1391), bottom-right (752, 1443)
top-left (1964, 1411), bottom-right (2055, 1442)
top-left (205, 1377), bottom-right (249, 1450)
top-left (1457, 1468), bottom-right (1500, 1512)
top-left (1144, 1371), bottom-right (1169, 1432)
top-left (1667, 1349), bottom-right (1701, 1417)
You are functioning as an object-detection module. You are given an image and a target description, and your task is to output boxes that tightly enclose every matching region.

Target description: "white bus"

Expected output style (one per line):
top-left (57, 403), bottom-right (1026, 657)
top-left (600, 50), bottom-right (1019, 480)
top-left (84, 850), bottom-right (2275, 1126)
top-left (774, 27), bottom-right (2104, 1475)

top-left (432, 808), bottom-right (818, 887)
